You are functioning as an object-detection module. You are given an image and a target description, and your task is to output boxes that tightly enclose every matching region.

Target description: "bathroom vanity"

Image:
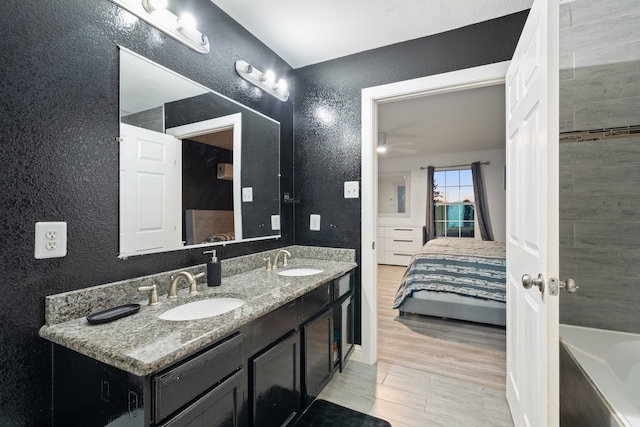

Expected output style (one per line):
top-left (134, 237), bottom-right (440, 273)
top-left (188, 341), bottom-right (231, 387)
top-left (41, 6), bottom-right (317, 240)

top-left (40, 247), bottom-right (356, 427)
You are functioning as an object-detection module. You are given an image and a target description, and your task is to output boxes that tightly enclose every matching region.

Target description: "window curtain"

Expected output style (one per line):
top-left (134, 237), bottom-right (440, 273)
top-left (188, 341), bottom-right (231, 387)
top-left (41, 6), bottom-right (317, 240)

top-left (471, 162), bottom-right (494, 241)
top-left (425, 166), bottom-right (435, 242)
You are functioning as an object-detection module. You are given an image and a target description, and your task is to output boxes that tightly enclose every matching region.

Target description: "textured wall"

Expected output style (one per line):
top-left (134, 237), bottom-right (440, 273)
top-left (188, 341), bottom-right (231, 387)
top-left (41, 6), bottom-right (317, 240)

top-left (0, 1), bottom-right (293, 425)
top-left (292, 11), bottom-right (529, 343)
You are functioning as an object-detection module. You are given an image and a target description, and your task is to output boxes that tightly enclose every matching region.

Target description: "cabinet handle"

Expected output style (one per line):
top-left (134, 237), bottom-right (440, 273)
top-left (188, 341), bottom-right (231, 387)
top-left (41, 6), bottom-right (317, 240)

top-left (393, 228), bottom-right (414, 231)
top-left (393, 253), bottom-right (413, 257)
top-left (393, 239), bottom-right (413, 242)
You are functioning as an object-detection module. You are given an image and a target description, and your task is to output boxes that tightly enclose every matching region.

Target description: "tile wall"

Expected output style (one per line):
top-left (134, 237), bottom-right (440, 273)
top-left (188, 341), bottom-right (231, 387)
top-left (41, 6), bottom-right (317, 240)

top-left (559, 0), bottom-right (640, 332)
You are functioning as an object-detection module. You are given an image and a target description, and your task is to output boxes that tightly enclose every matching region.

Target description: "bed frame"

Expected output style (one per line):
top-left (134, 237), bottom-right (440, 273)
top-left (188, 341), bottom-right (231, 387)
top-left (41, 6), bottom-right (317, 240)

top-left (398, 294), bottom-right (505, 326)
top-left (395, 238), bottom-right (506, 327)
top-left (184, 209), bottom-right (234, 245)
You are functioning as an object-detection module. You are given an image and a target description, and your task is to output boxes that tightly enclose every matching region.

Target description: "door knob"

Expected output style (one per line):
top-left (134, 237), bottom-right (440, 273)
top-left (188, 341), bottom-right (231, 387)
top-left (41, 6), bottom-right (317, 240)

top-left (522, 273), bottom-right (545, 294)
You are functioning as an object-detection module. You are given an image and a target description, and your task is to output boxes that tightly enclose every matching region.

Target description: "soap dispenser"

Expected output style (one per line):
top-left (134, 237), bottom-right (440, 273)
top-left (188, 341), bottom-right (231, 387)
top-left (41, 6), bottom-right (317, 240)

top-left (203, 250), bottom-right (221, 287)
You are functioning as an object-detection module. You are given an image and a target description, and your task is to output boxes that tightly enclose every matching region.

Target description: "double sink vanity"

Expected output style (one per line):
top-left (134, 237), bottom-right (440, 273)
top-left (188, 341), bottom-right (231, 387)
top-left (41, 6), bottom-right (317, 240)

top-left (40, 246), bottom-right (357, 426)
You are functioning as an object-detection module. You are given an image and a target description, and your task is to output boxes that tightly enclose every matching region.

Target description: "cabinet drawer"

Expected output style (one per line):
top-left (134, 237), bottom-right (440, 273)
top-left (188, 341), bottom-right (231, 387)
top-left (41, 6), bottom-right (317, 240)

top-left (333, 272), bottom-right (353, 300)
top-left (249, 301), bottom-right (298, 356)
top-left (302, 283), bottom-right (331, 322)
top-left (161, 369), bottom-right (243, 427)
top-left (384, 236), bottom-right (422, 252)
top-left (154, 333), bottom-right (243, 423)
top-left (384, 251), bottom-right (414, 266)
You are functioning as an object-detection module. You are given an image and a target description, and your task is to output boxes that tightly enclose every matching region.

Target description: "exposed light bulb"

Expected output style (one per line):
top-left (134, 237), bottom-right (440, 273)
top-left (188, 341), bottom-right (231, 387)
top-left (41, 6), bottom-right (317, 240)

top-left (377, 146), bottom-right (387, 153)
top-left (177, 13), bottom-right (196, 30)
top-left (142, 0), bottom-right (168, 12)
top-left (275, 78), bottom-right (287, 91)
top-left (261, 70), bottom-right (276, 83)
top-left (234, 60), bottom-right (289, 101)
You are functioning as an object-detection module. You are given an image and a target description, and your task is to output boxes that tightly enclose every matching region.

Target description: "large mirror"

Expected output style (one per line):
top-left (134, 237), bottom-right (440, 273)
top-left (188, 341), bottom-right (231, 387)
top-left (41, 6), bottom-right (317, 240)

top-left (118, 48), bottom-right (280, 258)
top-left (378, 172), bottom-right (411, 217)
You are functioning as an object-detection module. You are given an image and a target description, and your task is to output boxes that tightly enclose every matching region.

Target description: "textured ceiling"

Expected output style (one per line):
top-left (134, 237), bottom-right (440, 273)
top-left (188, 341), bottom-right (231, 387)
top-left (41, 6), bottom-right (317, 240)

top-left (211, 0), bottom-right (533, 68)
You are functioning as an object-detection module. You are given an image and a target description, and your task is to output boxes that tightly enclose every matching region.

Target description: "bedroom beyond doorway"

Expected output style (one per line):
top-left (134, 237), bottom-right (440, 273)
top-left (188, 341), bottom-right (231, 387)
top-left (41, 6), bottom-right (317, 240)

top-left (318, 265), bottom-right (513, 426)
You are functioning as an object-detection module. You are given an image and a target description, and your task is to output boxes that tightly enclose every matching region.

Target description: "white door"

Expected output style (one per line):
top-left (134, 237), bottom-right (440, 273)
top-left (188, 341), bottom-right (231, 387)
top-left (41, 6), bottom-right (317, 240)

top-left (120, 123), bottom-right (181, 255)
top-left (505, 0), bottom-right (559, 426)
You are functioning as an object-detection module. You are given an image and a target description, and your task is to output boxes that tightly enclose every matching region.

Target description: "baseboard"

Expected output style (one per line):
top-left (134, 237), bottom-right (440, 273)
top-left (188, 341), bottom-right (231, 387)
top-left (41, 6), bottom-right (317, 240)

top-left (349, 345), bottom-right (364, 363)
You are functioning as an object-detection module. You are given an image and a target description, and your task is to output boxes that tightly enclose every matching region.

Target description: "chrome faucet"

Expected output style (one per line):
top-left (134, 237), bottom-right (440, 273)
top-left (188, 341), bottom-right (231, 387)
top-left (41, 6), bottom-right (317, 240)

top-left (272, 249), bottom-right (292, 269)
top-left (168, 271), bottom-right (205, 298)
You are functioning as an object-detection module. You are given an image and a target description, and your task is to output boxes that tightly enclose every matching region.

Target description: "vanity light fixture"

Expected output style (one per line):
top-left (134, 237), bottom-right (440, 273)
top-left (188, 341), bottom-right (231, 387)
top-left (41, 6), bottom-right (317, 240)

top-left (235, 60), bottom-right (289, 102)
top-left (110, 0), bottom-right (210, 54)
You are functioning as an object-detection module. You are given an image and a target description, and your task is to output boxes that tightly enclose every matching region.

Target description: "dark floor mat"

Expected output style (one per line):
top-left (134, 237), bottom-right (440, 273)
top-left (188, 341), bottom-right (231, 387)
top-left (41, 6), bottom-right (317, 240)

top-left (293, 399), bottom-right (392, 427)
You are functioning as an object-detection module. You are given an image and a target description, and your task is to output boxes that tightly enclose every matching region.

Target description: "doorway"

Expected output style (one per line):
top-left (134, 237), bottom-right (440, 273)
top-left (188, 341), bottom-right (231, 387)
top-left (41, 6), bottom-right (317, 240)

top-left (360, 61), bottom-right (510, 364)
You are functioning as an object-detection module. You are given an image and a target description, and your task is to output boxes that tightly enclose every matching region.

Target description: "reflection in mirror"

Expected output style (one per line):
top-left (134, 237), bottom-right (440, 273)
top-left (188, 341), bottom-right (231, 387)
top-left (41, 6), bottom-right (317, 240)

top-left (118, 48), bottom-right (280, 258)
top-left (378, 172), bottom-right (410, 217)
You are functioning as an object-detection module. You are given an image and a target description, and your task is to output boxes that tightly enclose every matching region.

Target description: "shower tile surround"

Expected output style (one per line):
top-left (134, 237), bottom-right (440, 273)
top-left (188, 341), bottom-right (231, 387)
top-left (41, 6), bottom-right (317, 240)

top-left (559, 0), bottom-right (640, 334)
top-left (40, 246), bottom-right (355, 375)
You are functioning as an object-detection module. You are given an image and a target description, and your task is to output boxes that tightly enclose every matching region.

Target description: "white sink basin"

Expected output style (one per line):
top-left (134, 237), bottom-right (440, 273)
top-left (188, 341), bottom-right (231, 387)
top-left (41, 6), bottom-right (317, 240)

top-left (158, 298), bottom-right (246, 321)
top-left (277, 268), bottom-right (323, 277)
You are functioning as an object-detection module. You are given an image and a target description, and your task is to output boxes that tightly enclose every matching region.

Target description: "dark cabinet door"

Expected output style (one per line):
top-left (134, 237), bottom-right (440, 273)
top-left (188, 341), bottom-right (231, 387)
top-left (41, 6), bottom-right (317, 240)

top-left (339, 295), bottom-right (354, 372)
top-left (161, 369), bottom-right (244, 427)
top-left (251, 331), bottom-right (300, 427)
top-left (302, 308), bottom-right (333, 407)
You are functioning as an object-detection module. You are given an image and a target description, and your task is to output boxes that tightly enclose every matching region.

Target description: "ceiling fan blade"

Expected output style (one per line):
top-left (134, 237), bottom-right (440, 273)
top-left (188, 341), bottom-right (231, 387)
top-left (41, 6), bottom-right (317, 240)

top-left (388, 141), bottom-right (415, 147)
top-left (388, 147), bottom-right (416, 153)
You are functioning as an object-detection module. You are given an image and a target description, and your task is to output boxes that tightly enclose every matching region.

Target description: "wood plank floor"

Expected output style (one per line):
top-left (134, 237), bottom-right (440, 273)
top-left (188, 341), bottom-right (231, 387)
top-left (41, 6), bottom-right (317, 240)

top-left (318, 265), bottom-right (514, 427)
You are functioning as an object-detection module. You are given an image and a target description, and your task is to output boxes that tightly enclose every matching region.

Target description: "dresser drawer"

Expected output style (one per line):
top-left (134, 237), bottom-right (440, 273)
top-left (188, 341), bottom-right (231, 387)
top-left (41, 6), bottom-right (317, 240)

top-left (384, 251), bottom-right (415, 266)
top-left (384, 236), bottom-right (422, 252)
top-left (385, 227), bottom-right (422, 239)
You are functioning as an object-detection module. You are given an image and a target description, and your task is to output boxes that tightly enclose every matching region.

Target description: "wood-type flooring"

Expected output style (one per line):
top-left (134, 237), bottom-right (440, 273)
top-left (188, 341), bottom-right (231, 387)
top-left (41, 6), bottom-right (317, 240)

top-left (318, 265), bottom-right (514, 427)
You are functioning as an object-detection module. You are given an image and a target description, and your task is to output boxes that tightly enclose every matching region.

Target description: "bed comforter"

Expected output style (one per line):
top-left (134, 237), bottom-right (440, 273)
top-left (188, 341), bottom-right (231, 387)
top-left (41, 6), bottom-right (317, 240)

top-left (392, 238), bottom-right (506, 308)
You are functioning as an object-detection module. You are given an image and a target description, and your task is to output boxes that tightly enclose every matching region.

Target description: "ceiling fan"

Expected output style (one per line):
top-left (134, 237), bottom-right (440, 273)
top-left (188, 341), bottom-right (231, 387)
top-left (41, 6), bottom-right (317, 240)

top-left (377, 132), bottom-right (417, 154)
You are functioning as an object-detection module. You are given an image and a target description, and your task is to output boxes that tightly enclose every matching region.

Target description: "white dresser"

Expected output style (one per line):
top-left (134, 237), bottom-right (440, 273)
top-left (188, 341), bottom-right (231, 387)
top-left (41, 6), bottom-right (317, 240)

top-left (377, 226), bottom-right (423, 266)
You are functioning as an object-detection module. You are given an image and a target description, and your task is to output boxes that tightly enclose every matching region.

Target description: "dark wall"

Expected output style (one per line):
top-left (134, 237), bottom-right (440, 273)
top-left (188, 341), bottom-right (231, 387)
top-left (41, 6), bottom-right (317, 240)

top-left (182, 140), bottom-right (233, 210)
top-left (0, 1), bottom-right (293, 425)
top-left (292, 11), bottom-right (529, 344)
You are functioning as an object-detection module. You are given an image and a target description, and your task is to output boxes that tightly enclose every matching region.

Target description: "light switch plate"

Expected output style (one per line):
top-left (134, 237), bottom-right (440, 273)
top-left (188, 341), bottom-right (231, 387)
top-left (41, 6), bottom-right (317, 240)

top-left (35, 221), bottom-right (67, 259)
top-left (310, 214), bottom-right (321, 231)
top-left (344, 181), bottom-right (359, 198)
top-left (242, 187), bottom-right (253, 202)
top-left (271, 215), bottom-right (281, 231)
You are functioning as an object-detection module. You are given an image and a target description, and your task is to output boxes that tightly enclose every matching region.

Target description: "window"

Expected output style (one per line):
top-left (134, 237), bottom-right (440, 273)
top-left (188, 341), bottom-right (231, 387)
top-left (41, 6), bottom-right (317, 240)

top-left (434, 169), bottom-right (475, 238)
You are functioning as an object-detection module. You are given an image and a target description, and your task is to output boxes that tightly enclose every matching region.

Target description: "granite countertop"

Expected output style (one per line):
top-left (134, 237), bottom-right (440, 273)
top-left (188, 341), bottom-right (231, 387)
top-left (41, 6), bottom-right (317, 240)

top-left (39, 257), bottom-right (356, 377)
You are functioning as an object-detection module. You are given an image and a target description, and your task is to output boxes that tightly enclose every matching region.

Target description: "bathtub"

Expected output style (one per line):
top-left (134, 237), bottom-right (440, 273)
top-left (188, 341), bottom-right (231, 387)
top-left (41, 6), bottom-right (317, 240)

top-left (560, 324), bottom-right (640, 427)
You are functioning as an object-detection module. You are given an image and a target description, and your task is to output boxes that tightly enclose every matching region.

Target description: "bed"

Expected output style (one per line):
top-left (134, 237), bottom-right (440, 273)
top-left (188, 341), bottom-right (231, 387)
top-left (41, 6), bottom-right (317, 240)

top-left (392, 238), bottom-right (506, 326)
top-left (184, 209), bottom-right (235, 245)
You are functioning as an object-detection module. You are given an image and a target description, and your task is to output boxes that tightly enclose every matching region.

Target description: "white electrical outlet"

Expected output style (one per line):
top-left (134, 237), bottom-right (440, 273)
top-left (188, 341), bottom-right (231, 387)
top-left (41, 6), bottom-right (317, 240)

top-left (35, 221), bottom-right (67, 259)
top-left (242, 187), bottom-right (253, 202)
top-left (344, 181), bottom-right (359, 198)
top-left (271, 214), bottom-right (281, 231)
top-left (310, 214), bottom-right (321, 231)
